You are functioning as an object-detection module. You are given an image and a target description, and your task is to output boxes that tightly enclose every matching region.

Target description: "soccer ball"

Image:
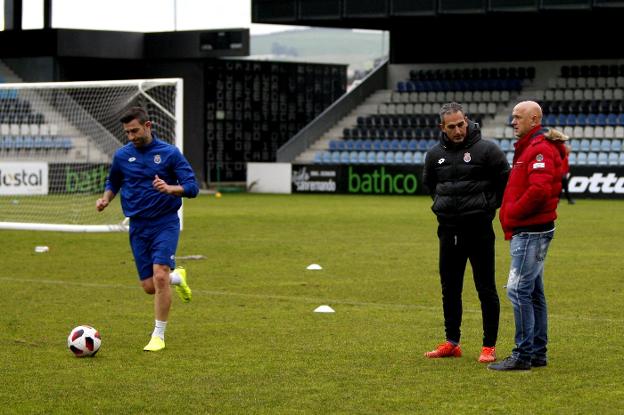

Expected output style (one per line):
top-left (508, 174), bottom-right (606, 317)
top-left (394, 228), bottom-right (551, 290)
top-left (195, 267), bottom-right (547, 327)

top-left (67, 325), bottom-right (101, 357)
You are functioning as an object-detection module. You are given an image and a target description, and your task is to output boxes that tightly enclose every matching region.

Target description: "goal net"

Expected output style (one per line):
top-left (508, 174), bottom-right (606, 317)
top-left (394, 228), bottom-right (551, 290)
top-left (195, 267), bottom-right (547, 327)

top-left (0, 78), bottom-right (183, 232)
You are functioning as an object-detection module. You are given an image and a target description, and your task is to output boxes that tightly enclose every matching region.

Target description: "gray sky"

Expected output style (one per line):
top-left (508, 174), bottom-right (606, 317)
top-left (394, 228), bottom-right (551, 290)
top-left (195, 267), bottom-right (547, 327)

top-left (1, 0), bottom-right (303, 34)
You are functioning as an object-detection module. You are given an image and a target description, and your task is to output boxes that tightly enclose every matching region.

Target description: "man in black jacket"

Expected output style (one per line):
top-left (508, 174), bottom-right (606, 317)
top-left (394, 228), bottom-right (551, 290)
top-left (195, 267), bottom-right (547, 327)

top-left (423, 102), bottom-right (510, 363)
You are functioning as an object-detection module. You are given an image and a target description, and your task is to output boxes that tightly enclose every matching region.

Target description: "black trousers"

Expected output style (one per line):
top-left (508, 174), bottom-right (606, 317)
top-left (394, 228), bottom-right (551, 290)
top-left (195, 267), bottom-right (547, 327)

top-left (437, 222), bottom-right (500, 347)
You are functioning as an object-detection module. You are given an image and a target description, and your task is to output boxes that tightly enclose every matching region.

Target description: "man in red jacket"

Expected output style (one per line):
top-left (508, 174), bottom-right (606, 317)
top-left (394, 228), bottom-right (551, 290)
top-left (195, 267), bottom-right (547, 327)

top-left (489, 101), bottom-right (567, 371)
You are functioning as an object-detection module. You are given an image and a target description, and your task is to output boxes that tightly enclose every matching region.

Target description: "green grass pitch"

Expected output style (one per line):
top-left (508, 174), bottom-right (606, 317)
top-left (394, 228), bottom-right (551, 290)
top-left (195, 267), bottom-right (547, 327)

top-left (0, 194), bottom-right (622, 414)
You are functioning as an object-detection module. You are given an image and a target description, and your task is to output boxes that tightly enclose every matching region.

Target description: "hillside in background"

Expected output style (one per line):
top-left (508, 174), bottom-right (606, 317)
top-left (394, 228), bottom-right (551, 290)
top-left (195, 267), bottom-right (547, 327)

top-left (250, 28), bottom-right (388, 79)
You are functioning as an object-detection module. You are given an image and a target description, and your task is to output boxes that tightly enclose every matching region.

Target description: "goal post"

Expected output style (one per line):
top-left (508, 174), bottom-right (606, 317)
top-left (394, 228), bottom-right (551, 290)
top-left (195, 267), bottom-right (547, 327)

top-left (0, 78), bottom-right (183, 232)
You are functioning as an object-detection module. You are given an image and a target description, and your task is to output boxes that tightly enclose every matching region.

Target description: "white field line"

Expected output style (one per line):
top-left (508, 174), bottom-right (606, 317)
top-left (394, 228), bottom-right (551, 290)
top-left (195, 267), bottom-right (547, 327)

top-left (2, 277), bottom-right (622, 324)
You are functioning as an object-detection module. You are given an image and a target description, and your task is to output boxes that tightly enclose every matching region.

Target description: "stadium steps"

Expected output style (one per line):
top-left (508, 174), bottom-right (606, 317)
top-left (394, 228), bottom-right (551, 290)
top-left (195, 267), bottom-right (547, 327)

top-left (294, 90), bottom-right (393, 163)
top-left (0, 60), bottom-right (23, 83)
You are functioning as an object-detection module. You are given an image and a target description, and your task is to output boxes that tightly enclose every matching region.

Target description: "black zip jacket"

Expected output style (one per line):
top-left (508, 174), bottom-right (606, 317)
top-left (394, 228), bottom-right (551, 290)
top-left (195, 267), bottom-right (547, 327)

top-left (423, 121), bottom-right (510, 226)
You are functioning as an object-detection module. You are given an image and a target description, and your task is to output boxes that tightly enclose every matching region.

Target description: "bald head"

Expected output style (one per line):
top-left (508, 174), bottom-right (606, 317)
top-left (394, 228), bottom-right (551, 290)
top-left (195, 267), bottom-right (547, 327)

top-left (511, 100), bottom-right (543, 138)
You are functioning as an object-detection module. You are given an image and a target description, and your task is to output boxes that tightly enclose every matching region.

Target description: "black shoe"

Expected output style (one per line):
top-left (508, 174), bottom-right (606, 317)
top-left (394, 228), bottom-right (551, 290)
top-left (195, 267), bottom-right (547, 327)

top-left (531, 358), bottom-right (547, 367)
top-left (487, 356), bottom-right (531, 371)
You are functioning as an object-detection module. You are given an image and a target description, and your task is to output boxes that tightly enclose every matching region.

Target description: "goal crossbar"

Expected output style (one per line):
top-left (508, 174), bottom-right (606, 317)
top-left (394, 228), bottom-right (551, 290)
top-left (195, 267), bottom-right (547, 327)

top-left (0, 78), bottom-right (183, 232)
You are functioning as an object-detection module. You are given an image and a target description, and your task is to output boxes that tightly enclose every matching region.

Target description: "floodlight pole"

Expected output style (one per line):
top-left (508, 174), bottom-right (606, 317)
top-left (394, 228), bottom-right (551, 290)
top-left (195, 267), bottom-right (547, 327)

top-left (44, 0), bottom-right (52, 29)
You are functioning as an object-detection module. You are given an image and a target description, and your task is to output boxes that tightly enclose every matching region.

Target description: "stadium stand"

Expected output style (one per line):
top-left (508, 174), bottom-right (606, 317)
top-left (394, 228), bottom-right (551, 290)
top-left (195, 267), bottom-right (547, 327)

top-left (300, 60), bottom-right (624, 166)
top-left (0, 63), bottom-right (116, 162)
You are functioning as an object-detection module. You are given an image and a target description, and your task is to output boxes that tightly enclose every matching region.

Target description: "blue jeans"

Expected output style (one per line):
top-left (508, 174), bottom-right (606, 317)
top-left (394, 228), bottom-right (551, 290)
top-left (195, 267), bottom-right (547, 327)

top-left (506, 230), bottom-right (554, 362)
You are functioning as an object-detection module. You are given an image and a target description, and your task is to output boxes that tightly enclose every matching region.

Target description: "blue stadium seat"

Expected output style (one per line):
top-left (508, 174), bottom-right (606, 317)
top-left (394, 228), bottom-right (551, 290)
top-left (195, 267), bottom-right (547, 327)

top-left (0, 89), bottom-right (17, 99)
top-left (412, 127), bottom-right (423, 139)
top-left (399, 139), bottom-right (409, 151)
top-left (417, 139), bottom-right (428, 151)
top-left (385, 152), bottom-right (395, 164)
top-left (390, 139), bottom-right (401, 151)
top-left (53, 137), bottom-right (65, 150)
top-left (600, 139), bottom-right (612, 152)
top-left (500, 139), bottom-right (510, 151)
top-left (608, 152), bottom-right (619, 165)
top-left (611, 140), bottom-right (622, 152)
top-left (314, 152), bottom-right (323, 164)
top-left (404, 151), bottom-right (413, 164)
top-left (33, 136), bottom-right (43, 150)
top-left (413, 151), bottom-right (424, 164)
top-left (375, 152), bottom-right (385, 164)
top-left (329, 140), bottom-right (340, 151)
top-left (586, 113), bottom-right (597, 126)
top-left (361, 139), bottom-right (372, 151)
top-left (12, 135), bottom-right (23, 149)
top-left (506, 152), bottom-right (513, 165)
top-left (544, 114), bottom-right (557, 126)
top-left (566, 114), bottom-right (577, 126)
top-left (576, 113), bottom-right (587, 125)
top-left (407, 139), bottom-right (418, 151)
top-left (606, 113), bottom-right (618, 126)
top-left (376, 128), bottom-right (387, 139)
top-left (0, 136), bottom-right (10, 151)
top-left (570, 139), bottom-right (580, 151)
top-left (576, 152), bottom-right (587, 165)
top-left (568, 153), bottom-right (577, 165)
top-left (349, 151), bottom-right (359, 164)
top-left (426, 138), bottom-right (438, 149)
top-left (421, 127), bottom-right (439, 140)
top-left (620, 153), bottom-right (624, 165)
top-left (395, 152), bottom-right (404, 164)
top-left (22, 136), bottom-right (33, 150)
top-left (381, 139), bottom-right (392, 151)
top-left (366, 152), bottom-right (376, 164)
top-left (598, 152), bottom-right (608, 165)
top-left (580, 139), bottom-right (590, 151)
top-left (590, 139), bottom-right (601, 152)
top-left (333, 151), bottom-right (342, 164)
top-left (596, 113), bottom-right (607, 126)
top-left (587, 152), bottom-right (598, 165)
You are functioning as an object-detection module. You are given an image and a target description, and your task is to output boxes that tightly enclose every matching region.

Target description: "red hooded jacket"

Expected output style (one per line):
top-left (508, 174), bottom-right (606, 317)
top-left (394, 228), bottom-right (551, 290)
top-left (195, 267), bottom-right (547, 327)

top-left (499, 125), bottom-right (567, 240)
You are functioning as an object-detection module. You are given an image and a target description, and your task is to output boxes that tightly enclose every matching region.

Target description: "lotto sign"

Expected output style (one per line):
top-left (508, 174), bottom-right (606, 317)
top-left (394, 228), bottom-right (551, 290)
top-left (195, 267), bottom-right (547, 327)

top-left (0, 162), bottom-right (48, 195)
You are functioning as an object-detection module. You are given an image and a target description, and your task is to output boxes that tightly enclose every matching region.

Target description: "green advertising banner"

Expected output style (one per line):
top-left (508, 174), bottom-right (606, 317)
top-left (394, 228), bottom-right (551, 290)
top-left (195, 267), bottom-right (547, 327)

top-left (49, 163), bottom-right (111, 194)
top-left (291, 164), bottom-right (426, 195)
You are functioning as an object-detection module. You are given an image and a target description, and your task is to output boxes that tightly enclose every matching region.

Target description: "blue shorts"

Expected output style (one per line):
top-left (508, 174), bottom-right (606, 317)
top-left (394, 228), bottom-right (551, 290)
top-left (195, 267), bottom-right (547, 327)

top-left (129, 214), bottom-right (180, 280)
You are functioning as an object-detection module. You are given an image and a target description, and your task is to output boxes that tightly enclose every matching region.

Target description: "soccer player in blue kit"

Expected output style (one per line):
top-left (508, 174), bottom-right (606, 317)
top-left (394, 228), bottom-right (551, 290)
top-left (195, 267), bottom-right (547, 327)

top-left (96, 107), bottom-right (199, 352)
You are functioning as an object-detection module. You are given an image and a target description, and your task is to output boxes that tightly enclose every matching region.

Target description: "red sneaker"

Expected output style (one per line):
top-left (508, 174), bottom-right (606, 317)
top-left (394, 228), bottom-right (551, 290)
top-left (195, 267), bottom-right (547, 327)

top-left (424, 341), bottom-right (462, 358)
top-left (478, 346), bottom-right (497, 363)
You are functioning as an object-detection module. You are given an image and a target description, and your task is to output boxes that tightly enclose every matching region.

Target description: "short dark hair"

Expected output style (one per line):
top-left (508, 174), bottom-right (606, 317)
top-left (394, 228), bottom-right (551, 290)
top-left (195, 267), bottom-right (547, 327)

top-left (439, 102), bottom-right (465, 124)
top-left (120, 107), bottom-right (149, 124)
